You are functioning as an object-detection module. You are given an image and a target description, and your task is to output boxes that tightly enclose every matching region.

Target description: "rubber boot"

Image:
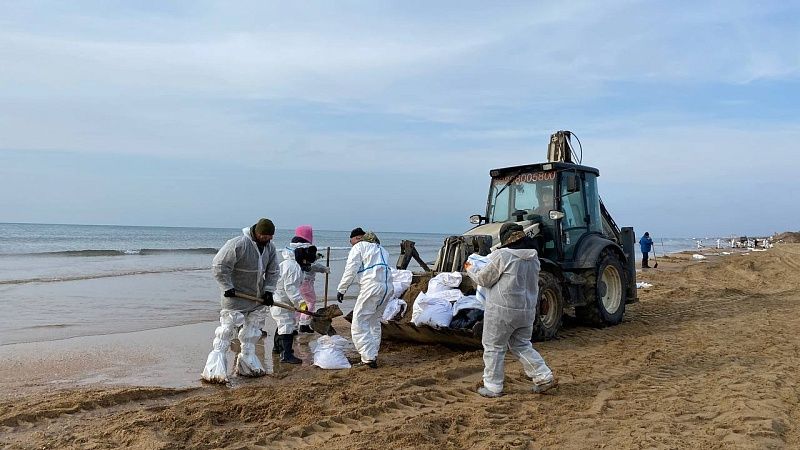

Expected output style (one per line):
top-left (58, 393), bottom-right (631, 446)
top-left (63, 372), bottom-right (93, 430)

top-left (279, 334), bottom-right (302, 364)
top-left (273, 331), bottom-right (282, 355)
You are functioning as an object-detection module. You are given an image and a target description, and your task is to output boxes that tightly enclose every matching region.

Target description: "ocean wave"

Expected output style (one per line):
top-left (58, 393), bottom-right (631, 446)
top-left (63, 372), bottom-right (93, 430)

top-left (0, 267), bottom-right (210, 285)
top-left (1, 248), bottom-right (220, 257)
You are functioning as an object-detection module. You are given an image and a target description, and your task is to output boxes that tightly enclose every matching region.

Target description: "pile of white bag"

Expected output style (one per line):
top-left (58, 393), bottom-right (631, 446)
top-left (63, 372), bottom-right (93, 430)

top-left (411, 272), bottom-right (464, 328)
top-left (312, 335), bottom-right (353, 370)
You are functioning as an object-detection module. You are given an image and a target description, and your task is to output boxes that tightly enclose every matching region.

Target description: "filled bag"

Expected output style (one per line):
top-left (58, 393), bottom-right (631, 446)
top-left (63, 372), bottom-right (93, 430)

top-left (391, 269), bottom-right (413, 297)
top-left (312, 335), bottom-right (353, 370)
top-left (382, 298), bottom-right (408, 322)
top-left (411, 292), bottom-right (453, 328)
top-left (427, 272), bottom-right (462, 294)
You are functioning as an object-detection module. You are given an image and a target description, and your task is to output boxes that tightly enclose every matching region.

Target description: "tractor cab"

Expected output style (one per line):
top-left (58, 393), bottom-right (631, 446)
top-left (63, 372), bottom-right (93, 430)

top-left (473, 162), bottom-right (608, 265)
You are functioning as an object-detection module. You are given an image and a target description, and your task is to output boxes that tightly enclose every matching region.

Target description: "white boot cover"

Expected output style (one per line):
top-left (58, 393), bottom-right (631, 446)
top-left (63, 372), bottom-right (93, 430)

top-left (236, 307), bottom-right (268, 377)
top-left (202, 310), bottom-right (244, 383)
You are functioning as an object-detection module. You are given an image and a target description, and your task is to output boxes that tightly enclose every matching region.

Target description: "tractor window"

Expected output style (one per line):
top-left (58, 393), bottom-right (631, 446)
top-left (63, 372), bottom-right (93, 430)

top-left (488, 171), bottom-right (556, 223)
top-left (560, 172), bottom-right (588, 259)
top-left (583, 174), bottom-right (603, 233)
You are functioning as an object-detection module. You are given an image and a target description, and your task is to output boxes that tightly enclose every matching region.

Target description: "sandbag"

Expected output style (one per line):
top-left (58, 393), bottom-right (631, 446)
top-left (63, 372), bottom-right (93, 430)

top-left (312, 335), bottom-right (353, 370)
top-left (411, 292), bottom-right (453, 328)
top-left (427, 272), bottom-right (462, 294)
top-left (382, 298), bottom-right (407, 322)
top-left (453, 295), bottom-right (483, 315)
top-left (391, 269), bottom-right (413, 297)
top-left (467, 254), bottom-right (491, 303)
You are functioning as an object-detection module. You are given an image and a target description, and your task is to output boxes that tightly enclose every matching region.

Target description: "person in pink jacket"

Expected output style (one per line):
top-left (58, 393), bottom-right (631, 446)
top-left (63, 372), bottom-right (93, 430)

top-left (292, 225), bottom-right (330, 333)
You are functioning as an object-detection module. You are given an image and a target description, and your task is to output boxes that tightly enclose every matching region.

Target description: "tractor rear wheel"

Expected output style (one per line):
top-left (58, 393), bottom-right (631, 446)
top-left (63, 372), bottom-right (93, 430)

top-left (576, 250), bottom-right (627, 326)
top-left (532, 271), bottom-right (564, 341)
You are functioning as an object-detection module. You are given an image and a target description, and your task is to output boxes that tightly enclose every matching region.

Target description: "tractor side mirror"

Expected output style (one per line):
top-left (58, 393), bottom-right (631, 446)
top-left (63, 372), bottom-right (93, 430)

top-left (565, 173), bottom-right (580, 193)
top-left (469, 214), bottom-right (484, 224)
top-left (549, 210), bottom-right (565, 220)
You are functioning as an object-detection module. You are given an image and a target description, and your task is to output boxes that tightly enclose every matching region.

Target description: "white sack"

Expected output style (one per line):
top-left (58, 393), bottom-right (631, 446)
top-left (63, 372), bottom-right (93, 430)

top-left (427, 272), bottom-right (462, 294)
top-left (411, 292), bottom-right (453, 328)
top-left (390, 269), bottom-right (413, 297)
top-left (382, 298), bottom-right (407, 322)
top-left (692, 254), bottom-right (707, 260)
top-left (452, 295), bottom-right (483, 315)
top-left (312, 335), bottom-right (353, 370)
top-left (636, 282), bottom-right (653, 289)
top-left (467, 254), bottom-right (491, 303)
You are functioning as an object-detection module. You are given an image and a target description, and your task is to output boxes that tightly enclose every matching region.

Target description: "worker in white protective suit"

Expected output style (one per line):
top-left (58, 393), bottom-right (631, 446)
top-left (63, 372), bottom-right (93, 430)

top-left (292, 225), bottom-right (330, 334)
top-left (202, 218), bottom-right (279, 383)
top-left (337, 228), bottom-right (394, 368)
top-left (271, 239), bottom-right (319, 364)
top-left (465, 222), bottom-right (557, 398)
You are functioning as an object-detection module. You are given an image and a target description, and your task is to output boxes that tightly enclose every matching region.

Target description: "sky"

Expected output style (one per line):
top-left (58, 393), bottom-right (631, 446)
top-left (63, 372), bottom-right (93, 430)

top-left (1, 1), bottom-right (798, 237)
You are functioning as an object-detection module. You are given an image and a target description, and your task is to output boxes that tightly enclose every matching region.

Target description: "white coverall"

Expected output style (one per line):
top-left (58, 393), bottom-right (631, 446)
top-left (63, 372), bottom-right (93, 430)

top-left (466, 247), bottom-right (553, 394)
top-left (202, 227), bottom-right (279, 383)
top-left (337, 241), bottom-right (394, 363)
top-left (297, 262), bottom-right (329, 326)
top-left (271, 242), bottom-right (308, 335)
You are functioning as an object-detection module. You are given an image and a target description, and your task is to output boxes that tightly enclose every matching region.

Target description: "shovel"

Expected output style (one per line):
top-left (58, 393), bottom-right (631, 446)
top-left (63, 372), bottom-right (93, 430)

top-left (652, 249), bottom-right (659, 269)
top-left (235, 292), bottom-right (342, 336)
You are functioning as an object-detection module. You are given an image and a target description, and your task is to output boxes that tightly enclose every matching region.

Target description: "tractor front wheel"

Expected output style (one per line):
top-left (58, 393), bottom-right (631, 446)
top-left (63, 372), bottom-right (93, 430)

top-left (532, 271), bottom-right (564, 341)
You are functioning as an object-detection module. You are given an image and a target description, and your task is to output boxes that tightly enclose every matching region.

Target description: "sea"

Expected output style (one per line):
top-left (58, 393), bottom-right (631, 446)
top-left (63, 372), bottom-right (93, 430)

top-left (0, 222), bottom-right (709, 346)
top-left (0, 223), bottom-right (448, 345)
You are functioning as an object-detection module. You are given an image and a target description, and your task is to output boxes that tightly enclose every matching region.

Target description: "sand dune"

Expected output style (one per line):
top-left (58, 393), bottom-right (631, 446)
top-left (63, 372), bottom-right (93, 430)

top-left (2, 245), bottom-right (800, 449)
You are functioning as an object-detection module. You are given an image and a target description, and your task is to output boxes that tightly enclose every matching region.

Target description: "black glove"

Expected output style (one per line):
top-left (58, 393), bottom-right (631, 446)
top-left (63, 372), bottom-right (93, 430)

top-left (336, 292), bottom-right (345, 303)
top-left (223, 288), bottom-right (236, 298)
top-left (261, 291), bottom-right (274, 306)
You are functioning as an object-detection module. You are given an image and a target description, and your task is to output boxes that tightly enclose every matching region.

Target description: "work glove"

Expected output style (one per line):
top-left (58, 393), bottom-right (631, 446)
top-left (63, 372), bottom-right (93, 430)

top-left (299, 301), bottom-right (308, 312)
top-left (336, 292), bottom-right (345, 303)
top-left (224, 288), bottom-right (236, 298)
top-left (260, 291), bottom-right (274, 306)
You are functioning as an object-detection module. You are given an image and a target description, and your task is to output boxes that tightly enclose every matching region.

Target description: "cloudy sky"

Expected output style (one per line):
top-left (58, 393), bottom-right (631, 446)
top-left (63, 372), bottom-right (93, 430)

top-left (1, 1), bottom-right (798, 236)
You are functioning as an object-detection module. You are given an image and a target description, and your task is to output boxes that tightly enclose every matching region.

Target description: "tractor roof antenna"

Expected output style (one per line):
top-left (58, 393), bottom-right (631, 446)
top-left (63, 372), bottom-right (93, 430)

top-left (547, 130), bottom-right (574, 163)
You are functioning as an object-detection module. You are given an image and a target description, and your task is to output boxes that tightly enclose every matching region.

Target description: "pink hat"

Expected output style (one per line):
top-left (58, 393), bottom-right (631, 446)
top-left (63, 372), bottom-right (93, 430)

top-left (295, 225), bottom-right (313, 244)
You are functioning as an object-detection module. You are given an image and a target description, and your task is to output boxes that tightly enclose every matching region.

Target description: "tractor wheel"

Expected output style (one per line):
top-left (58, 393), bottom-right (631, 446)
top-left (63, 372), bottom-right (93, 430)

top-left (576, 250), bottom-right (627, 326)
top-left (532, 271), bottom-right (564, 341)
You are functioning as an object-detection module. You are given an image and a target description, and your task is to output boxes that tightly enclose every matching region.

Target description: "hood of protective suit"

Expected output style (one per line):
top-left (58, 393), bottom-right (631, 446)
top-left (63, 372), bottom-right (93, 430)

top-left (281, 241), bottom-right (310, 261)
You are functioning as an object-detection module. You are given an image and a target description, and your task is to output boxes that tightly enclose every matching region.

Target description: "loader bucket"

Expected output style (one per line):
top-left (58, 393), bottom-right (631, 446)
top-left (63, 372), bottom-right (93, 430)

top-left (380, 321), bottom-right (482, 349)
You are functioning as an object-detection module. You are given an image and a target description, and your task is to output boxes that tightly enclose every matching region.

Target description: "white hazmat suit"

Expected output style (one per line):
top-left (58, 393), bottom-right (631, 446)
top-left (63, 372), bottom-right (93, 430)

top-left (272, 243), bottom-right (308, 335)
top-left (337, 241), bottom-right (394, 364)
top-left (466, 246), bottom-right (554, 395)
top-left (202, 227), bottom-right (279, 383)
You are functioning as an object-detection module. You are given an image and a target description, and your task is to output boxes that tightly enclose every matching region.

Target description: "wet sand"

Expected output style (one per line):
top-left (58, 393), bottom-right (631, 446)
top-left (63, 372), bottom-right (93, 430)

top-left (2, 245), bottom-right (800, 449)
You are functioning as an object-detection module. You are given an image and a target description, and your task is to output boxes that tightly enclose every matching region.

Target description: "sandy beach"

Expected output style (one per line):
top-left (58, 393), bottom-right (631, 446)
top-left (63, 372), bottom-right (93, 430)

top-left (2, 244), bottom-right (799, 449)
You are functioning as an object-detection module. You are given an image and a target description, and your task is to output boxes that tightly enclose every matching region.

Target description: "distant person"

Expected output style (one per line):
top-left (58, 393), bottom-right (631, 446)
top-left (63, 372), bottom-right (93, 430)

top-left (202, 218), bottom-right (279, 383)
top-left (465, 222), bottom-right (556, 398)
top-left (291, 225), bottom-right (330, 333)
top-left (271, 234), bottom-right (319, 364)
top-left (639, 232), bottom-right (654, 268)
top-left (337, 228), bottom-right (394, 368)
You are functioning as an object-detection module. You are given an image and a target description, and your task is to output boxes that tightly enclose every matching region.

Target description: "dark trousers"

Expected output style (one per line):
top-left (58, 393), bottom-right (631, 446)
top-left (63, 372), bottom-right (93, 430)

top-left (642, 252), bottom-right (649, 268)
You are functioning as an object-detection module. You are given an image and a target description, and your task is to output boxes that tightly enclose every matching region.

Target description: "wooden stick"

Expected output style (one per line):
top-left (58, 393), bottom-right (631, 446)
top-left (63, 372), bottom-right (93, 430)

top-left (324, 246), bottom-right (331, 308)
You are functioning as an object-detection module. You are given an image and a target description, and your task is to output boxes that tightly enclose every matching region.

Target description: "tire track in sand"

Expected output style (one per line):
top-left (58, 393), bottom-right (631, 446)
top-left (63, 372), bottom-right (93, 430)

top-left (263, 386), bottom-right (475, 449)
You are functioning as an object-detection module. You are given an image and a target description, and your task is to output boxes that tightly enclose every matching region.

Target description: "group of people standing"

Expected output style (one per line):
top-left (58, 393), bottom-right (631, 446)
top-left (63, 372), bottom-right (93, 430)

top-left (201, 219), bottom-right (393, 383)
top-left (201, 218), bottom-right (557, 399)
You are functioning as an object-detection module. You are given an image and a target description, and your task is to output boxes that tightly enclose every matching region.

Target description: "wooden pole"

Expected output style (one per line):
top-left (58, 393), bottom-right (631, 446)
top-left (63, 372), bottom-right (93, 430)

top-left (324, 246), bottom-right (331, 308)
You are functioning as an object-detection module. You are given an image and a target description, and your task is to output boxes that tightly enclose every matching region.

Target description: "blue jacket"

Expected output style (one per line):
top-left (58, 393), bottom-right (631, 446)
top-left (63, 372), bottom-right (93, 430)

top-left (639, 236), bottom-right (653, 253)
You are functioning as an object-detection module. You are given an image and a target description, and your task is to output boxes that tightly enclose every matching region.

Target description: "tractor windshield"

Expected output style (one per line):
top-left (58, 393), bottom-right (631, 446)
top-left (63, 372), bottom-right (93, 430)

top-left (488, 171), bottom-right (557, 223)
